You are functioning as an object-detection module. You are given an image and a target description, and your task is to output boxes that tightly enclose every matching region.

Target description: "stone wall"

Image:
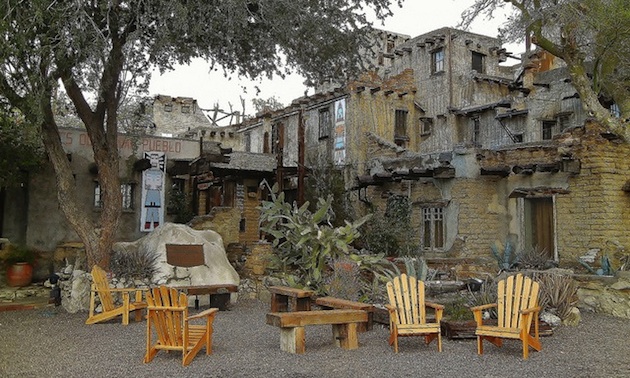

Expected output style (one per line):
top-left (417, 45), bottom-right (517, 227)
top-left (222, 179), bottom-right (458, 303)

top-left (189, 207), bottom-right (240, 248)
top-left (575, 272), bottom-right (630, 319)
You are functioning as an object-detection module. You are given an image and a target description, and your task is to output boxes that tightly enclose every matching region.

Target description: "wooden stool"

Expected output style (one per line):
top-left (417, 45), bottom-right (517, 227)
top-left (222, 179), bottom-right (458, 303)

top-left (269, 286), bottom-right (314, 312)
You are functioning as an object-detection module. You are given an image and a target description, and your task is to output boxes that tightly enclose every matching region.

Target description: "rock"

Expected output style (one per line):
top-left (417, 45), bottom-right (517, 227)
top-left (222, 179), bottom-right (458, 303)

top-left (62, 271), bottom-right (91, 314)
top-left (540, 311), bottom-right (562, 328)
top-left (562, 307), bottom-right (581, 326)
top-left (113, 223), bottom-right (239, 302)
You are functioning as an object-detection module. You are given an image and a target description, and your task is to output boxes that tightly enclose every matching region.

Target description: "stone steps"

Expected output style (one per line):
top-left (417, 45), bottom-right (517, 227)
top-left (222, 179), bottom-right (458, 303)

top-left (0, 284), bottom-right (51, 311)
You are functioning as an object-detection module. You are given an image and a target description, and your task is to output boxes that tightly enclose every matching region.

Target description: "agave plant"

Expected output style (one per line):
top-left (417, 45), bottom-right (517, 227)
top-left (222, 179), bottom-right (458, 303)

top-left (491, 241), bottom-right (519, 271)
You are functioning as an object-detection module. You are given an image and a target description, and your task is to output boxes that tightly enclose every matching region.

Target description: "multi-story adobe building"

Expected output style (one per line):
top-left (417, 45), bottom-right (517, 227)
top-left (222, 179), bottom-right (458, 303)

top-left (211, 26), bottom-right (629, 272)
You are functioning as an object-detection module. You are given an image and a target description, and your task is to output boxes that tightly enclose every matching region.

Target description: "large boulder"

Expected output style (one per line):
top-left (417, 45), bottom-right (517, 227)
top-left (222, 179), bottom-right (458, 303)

top-left (113, 223), bottom-right (239, 293)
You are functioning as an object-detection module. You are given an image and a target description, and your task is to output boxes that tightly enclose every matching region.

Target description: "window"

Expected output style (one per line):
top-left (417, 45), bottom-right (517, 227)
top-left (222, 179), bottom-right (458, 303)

top-left (432, 49), bottom-right (444, 73)
top-left (420, 117), bottom-right (433, 136)
top-left (244, 132), bottom-right (251, 152)
top-left (386, 39), bottom-right (395, 54)
top-left (181, 105), bottom-right (190, 113)
top-left (472, 117), bottom-right (481, 144)
top-left (471, 52), bottom-right (485, 73)
top-left (542, 121), bottom-right (556, 140)
top-left (94, 183), bottom-right (134, 210)
top-left (164, 103), bottom-right (172, 112)
top-left (558, 115), bottom-right (570, 131)
top-left (319, 107), bottom-right (331, 139)
top-left (422, 207), bottom-right (445, 251)
top-left (394, 109), bottom-right (408, 146)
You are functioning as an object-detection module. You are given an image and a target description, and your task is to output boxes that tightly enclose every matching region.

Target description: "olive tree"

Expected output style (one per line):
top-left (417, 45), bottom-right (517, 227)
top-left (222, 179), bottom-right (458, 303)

top-left (0, 0), bottom-right (401, 268)
top-left (459, 0), bottom-right (630, 139)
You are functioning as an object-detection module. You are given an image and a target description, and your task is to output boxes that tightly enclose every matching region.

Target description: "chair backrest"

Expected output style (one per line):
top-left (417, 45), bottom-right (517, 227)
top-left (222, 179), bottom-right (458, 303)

top-left (91, 266), bottom-right (116, 312)
top-left (146, 286), bottom-right (189, 348)
top-left (387, 273), bottom-right (427, 325)
top-left (496, 274), bottom-right (539, 330)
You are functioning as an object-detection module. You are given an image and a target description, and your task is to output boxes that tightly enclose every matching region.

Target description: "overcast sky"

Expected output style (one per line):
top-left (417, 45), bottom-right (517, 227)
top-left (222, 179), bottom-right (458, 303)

top-left (148, 0), bottom-right (521, 117)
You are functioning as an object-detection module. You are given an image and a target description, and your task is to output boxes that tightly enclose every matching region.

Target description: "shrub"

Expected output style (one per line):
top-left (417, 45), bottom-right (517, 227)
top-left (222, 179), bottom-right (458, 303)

top-left (534, 272), bottom-right (578, 320)
top-left (110, 248), bottom-right (158, 281)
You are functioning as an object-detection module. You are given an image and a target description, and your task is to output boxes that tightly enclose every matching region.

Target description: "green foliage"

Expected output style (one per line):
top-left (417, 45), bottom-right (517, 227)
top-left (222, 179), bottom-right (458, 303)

top-left (401, 256), bottom-right (430, 281)
top-left (168, 188), bottom-right (195, 224)
top-left (491, 240), bottom-right (519, 271)
top-left (259, 184), bottom-right (371, 290)
top-left (0, 109), bottom-right (43, 188)
top-left (304, 160), bottom-right (353, 228)
top-left (444, 296), bottom-right (475, 321)
top-left (534, 272), bottom-right (578, 321)
top-left (1, 244), bottom-right (36, 265)
top-left (360, 195), bottom-right (416, 257)
top-left (110, 248), bottom-right (158, 281)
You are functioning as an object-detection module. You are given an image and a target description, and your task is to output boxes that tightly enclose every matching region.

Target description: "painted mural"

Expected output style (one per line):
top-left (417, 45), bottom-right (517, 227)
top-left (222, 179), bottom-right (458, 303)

top-left (141, 151), bottom-right (166, 232)
top-left (334, 98), bottom-right (346, 166)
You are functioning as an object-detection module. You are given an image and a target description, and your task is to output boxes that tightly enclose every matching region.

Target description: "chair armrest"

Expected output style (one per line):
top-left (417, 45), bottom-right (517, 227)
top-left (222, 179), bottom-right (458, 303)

top-left (425, 302), bottom-right (444, 310)
top-left (187, 307), bottom-right (219, 321)
top-left (520, 306), bottom-right (542, 315)
top-left (470, 303), bottom-right (497, 312)
top-left (93, 287), bottom-right (148, 293)
top-left (384, 304), bottom-right (396, 314)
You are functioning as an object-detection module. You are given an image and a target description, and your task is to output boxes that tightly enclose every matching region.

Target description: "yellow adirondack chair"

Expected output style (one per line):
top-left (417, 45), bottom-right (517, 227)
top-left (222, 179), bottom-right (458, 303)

top-left (144, 286), bottom-right (219, 366)
top-left (470, 273), bottom-right (542, 359)
top-left (86, 265), bottom-right (147, 325)
top-left (386, 273), bottom-right (444, 353)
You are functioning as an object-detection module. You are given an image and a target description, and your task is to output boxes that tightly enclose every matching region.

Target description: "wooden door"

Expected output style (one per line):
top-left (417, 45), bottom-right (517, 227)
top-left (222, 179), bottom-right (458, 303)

top-left (525, 197), bottom-right (554, 257)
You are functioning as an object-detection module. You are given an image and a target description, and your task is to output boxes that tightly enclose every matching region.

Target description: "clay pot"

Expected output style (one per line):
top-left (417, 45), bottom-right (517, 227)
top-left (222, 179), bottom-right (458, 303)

top-left (6, 262), bottom-right (33, 287)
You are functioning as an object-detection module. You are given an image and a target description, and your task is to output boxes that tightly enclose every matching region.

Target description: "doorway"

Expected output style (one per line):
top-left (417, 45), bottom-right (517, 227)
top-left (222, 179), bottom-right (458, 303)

top-left (523, 197), bottom-right (555, 258)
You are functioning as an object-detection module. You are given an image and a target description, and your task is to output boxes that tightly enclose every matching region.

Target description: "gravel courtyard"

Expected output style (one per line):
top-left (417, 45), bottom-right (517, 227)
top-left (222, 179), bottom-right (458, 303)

top-left (1, 299), bottom-right (629, 378)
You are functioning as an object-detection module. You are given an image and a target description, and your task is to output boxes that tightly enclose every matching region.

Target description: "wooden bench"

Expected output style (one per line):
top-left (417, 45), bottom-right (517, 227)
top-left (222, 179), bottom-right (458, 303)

top-left (315, 296), bottom-right (375, 332)
top-left (268, 286), bottom-right (314, 312)
top-left (266, 309), bottom-right (368, 354)
top-left (180, 284), bottom-right (238, 311)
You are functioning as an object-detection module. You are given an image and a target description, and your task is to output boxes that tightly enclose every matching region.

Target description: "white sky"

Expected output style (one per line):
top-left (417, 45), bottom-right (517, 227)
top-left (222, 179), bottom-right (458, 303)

top-left (148, 0), bottom-right (521, 117)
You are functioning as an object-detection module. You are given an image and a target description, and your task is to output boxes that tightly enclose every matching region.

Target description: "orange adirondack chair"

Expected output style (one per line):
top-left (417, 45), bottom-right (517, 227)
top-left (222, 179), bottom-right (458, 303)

top-left (144, 286), bottom-right (219, 366)
top-left (386, 273), bottom-right (444, 353)
top-left (86, 265), bottom-right (147, 325)
top-left (471, 273), bottom-right (542, 359)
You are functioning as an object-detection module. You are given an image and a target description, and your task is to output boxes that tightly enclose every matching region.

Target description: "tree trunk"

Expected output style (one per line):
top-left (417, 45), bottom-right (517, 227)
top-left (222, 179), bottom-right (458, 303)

top-left (40, 97), bottom-right (121, 269)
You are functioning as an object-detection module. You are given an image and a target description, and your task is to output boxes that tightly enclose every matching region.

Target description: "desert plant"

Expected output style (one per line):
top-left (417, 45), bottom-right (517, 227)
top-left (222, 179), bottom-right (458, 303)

top-left (259, 183), bottom-right (371, 289)
top-left (491, 240), bottom-right (519, 271)
top-left (534, 272), bottom-right (578, 321)
top-left (466, 278), bottom-right (498, 319)
top-left (399, 256), bottom-right (437, 281)
top-left (1, 244), bottom-right (36, 265)
top-left (578, 254), bottom-right (615, 276)
top-left (518, 245), bottom-right (551, 270)
top-left (110, 248), bottom-right (158, 281)
top-left (324, 258), bottom-right (362, 301)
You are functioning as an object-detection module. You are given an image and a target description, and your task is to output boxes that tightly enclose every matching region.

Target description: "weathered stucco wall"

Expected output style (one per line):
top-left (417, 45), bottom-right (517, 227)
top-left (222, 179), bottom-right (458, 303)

top-left (555, 123), bottom-right (630, 265)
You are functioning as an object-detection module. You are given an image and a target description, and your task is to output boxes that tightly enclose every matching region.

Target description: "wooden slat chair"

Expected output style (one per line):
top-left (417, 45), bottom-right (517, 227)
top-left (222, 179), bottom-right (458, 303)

top-left (86, 265), bottom-right (147, 325)
top-left (385, 273), bottom-right (444, 353)
top-left (471, 273), bottom-right (542, 359)
top-left (144, 286), bottom-right (219, 366)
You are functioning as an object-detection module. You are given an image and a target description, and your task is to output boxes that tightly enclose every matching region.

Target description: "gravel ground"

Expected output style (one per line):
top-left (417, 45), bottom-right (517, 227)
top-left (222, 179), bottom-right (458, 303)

top-left (1, 299), bottom-right (629, 378)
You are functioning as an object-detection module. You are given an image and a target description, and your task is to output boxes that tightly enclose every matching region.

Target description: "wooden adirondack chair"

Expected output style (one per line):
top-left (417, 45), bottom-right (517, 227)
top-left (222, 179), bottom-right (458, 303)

top-left (144, 286), bottom-right (219, 366)
top-left (385, 273), bottom-right (444, 353)
top-left (471, 273), bottom-right (542, 359)
top-left (86, 265), bottom-right (147, 325)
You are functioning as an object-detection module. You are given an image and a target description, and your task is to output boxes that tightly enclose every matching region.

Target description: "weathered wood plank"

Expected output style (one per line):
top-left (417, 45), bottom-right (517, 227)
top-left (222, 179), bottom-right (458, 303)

top-left (266, 310), bottom-right (367, 327)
